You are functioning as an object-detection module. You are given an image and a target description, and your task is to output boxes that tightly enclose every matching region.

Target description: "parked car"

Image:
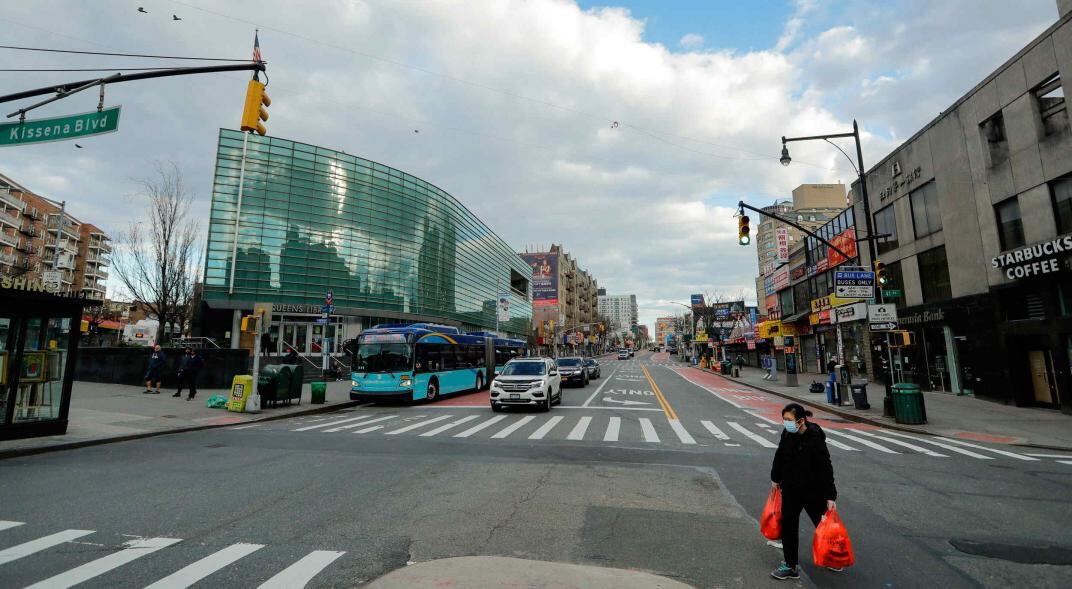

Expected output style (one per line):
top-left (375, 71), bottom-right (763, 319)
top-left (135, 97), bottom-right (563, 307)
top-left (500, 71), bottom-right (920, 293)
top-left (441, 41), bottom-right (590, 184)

top-left (584, 358), bottom-right (601, 379)
top-left (628, 348), bottom-right (635, 357)
top-left (555, 357), bottom-right (589, 387)
top-left (490, 358), bottom-right (561, 412)
top-left (618, 349), bottom-right (630, 360)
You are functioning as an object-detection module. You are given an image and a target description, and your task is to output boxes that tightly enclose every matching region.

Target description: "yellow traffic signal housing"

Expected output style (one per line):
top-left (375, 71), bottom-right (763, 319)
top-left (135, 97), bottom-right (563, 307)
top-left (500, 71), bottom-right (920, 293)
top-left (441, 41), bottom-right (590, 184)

top-left (240, 79), bottom-right (271, 135)
top-left (874, 259), bottom-right (888, 286)
top-left (888, 330), bottom-right (914, 347)
top-left (738, 215), bottom-right (750, 245)
top-left (240, 315), bottom-right (260, 333)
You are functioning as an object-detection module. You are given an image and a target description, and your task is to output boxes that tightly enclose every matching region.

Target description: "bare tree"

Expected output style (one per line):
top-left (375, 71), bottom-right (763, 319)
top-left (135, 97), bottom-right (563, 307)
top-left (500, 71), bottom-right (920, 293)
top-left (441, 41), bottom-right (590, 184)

top-left (112, 162), bottom-right (201, 345)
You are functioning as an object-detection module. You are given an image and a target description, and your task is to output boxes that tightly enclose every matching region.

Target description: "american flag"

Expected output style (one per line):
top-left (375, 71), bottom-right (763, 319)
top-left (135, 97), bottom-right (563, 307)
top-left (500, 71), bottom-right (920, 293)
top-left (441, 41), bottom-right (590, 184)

top-left (252, 30), bottom-right (262, 63)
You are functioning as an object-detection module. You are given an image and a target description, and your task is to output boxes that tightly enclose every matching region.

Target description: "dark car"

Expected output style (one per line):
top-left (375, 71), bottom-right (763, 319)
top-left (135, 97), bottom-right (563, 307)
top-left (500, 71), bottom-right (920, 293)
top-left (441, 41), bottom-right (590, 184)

top-left (555, 357), bottom-right (589, 386)
top-left (584, 358), bottom-right (601, 379)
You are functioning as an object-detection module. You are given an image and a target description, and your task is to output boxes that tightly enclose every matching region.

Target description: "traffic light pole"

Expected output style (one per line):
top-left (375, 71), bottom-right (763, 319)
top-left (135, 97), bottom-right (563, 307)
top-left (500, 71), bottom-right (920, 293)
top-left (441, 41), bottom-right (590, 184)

top-left (737, 201), bottom-right (854, 261)
top-left (228, 131), bottom-right (251, 295)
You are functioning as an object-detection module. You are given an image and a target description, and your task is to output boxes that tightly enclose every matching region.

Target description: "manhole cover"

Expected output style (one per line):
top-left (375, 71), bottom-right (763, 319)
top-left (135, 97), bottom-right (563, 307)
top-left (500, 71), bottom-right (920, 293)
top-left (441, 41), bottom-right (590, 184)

top-left (205, 443), bottom-right (226, 449)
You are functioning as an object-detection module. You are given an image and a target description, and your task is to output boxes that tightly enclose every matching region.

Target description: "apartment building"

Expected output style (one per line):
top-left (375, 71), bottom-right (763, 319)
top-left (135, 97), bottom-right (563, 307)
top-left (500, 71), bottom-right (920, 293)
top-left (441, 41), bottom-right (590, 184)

top-left (597, 293), bottom-right (638, 336)
top-left (0, 173), bottom-right (110, 299)
top-left (521, 244), bottom-right (599, 344)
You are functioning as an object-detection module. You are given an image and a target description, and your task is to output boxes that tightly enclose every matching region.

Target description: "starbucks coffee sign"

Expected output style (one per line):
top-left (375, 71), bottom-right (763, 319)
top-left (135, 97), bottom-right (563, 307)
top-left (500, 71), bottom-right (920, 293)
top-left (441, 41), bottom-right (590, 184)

top-left (991, 235), bottom-right (1072, 280)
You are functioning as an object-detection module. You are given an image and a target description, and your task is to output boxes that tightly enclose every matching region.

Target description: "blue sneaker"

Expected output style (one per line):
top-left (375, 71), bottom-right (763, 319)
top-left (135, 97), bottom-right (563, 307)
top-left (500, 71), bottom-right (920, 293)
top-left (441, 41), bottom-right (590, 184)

top-left (771, 563), bottom-right (799, 580)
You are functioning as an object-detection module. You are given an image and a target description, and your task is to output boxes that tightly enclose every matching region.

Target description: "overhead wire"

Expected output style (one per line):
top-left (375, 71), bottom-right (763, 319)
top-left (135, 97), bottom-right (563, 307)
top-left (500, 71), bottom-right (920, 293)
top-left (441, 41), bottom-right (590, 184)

top-left (0, 44), bottom-right (256, 62)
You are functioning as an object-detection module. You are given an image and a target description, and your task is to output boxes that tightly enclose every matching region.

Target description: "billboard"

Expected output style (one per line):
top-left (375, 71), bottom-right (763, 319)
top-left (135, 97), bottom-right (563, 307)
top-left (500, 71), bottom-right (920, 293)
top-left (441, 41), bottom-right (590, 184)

top-left (690, 294), bottom-right (705, 308)
top-left (827, 227), bottom-right (858, 267)
top-left (710, 301), bottom-right (745, 320)
top-left (521, 253), bottom-right (559, 307)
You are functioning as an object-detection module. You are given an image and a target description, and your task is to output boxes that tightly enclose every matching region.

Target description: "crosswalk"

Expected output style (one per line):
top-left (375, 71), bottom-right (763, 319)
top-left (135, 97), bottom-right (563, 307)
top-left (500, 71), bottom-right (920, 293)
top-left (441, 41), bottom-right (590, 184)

top-left (0, 521), bottom-right (344, 588)
top-left (263, 411), bottom-right (1071, 465)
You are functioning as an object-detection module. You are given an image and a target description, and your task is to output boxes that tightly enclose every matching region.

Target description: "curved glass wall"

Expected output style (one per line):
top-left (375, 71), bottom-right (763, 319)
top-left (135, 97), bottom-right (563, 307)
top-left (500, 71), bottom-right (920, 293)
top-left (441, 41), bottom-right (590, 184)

top-left (203, 129), bottom-right (531, 337)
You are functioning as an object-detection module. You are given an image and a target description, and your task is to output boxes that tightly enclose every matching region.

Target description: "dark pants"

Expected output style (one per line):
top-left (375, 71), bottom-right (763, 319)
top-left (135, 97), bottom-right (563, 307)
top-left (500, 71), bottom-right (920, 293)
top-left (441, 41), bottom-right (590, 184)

top-left (177, 371), bottom-right (200, 398)
top-left (781, 491), bottom-right (827, 568)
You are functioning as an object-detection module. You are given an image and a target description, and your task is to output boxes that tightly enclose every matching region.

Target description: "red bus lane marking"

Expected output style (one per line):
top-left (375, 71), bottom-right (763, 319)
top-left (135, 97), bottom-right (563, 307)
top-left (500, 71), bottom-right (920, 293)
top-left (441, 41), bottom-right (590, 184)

top-left (433, 390), bottom-right (489, 407)
top-left (672, 368), bottom-right (876, 432)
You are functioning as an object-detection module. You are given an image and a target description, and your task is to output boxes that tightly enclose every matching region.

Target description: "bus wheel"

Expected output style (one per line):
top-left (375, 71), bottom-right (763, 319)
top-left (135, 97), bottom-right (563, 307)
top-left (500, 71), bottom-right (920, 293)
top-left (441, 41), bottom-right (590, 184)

top-left (476, 373), bottom-right (484, 392)
top-left (426, 380), bottom-right (439, 402)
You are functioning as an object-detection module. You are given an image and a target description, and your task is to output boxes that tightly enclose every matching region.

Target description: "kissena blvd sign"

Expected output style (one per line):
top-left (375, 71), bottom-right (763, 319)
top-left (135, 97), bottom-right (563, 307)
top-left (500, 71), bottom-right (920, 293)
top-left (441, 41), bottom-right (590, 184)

top-left (0, 106), bottom-right (121, 147)
top-left (991, 235), bottom-right (1072, 280)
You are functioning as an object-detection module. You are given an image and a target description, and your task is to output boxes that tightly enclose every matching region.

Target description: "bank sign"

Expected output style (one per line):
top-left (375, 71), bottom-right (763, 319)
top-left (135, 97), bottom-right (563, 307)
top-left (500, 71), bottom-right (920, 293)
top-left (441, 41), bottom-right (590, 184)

top-left (991, 235), bottom-right (1072, 280)
top-left (0, 106), bottom-right (121, 147)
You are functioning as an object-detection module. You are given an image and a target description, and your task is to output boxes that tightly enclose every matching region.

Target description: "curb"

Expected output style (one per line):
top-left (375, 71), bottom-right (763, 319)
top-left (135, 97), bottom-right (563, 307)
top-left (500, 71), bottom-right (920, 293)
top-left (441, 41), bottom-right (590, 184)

top-left (693, 367), bottom-right (1072, 452)
top-left (0, 400), bottom-right (360, 461)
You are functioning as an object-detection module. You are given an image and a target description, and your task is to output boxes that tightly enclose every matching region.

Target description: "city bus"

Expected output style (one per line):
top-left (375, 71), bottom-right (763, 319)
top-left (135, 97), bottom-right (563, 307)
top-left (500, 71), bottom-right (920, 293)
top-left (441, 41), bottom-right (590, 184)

top-left (466, 331), bottom-right (526, 374)
top-left (350, 324), bottom-right (524, 403)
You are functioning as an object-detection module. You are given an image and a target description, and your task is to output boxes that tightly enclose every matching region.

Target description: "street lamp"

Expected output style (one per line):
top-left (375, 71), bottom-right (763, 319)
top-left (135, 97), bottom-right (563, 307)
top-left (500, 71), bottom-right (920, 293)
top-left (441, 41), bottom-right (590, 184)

top-left (779, 144), bottom-right (791, 166)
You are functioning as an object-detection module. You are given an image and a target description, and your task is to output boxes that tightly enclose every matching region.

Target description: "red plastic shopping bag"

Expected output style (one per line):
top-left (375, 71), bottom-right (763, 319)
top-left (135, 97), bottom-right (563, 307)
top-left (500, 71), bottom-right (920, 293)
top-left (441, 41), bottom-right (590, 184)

top-left (761, 487), bottom-right (782, 540)
top-left (813, 508), bottom-right (855, 568)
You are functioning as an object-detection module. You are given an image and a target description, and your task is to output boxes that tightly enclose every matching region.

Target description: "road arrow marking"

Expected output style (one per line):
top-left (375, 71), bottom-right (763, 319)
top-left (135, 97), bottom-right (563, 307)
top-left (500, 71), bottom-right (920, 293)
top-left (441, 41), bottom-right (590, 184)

top-left (603, 398), bottom-right (652, 406)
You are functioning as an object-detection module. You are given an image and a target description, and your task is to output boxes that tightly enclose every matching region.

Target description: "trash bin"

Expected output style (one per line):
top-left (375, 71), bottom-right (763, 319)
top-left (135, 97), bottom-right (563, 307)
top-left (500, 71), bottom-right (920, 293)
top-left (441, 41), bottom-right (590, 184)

top-left (258, 365), bottom-right (283, 398)
top-left (721, 361), bottom-right (733, 375)
top-left (850, 382), bottom-right (870, 410)
top-left (310, 381), bottom-right (327, 404)
top-left (892, 383), bottom-right (926, 424)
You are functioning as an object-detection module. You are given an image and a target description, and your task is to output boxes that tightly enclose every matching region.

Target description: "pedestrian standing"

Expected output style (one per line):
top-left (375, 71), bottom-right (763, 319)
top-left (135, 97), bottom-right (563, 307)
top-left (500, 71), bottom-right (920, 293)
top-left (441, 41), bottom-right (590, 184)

top-left (142, 344), bottom-right (166, 394)
top-left (173, 347), bottom-right (204, 400)
top-left (769, 403), bottom-right (839, 580)
top-left (284, 347), bottom-right (299, 364)
top-left (260, 331), bottom-right (272, 358)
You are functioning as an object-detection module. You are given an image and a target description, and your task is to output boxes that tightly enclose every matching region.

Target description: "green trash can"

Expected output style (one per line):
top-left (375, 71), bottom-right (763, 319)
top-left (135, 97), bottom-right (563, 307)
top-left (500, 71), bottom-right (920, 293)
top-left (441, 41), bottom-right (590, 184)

top-left (892, 383), bottom-right (926, 424)
top-left (720, 360), bottom-right (733, 375)
top-left (310, 381), bottom-right (327, 405)
top-left (258, 365), bottom-right (282, 399)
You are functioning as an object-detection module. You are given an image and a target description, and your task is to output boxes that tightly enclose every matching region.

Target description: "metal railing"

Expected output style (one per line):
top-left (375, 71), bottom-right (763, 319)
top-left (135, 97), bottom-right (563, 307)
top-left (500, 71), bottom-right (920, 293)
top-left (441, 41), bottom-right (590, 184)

top-left (174, 337), bottom-right (221, 349)
top-left (0, 209), bottom-right (19, 228)
top-left (0, 190), bottom-right (25, 212)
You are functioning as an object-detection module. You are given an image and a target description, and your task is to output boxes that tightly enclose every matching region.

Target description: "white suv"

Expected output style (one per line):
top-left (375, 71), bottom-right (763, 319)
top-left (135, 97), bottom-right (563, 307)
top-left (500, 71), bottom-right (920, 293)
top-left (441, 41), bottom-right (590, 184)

top-left (490, 358), bottom-right (562, 412)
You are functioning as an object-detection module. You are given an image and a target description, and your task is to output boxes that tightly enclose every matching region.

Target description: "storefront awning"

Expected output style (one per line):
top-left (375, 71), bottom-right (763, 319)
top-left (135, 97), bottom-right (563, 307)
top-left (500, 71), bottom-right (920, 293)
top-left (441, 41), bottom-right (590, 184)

top-left (782, 310), bottom-right (811, 323)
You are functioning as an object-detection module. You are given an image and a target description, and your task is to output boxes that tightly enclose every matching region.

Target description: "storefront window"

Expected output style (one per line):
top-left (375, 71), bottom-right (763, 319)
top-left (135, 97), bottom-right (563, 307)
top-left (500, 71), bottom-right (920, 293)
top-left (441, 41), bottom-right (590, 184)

top-left (995, 197), bottom-right (1026, 250)
top-left (13, 317), bottom-right (68, 423)
top-left (1052, 177), bottom-right (1072, 235)
top-left (910, 181), bottom-right (942, 238)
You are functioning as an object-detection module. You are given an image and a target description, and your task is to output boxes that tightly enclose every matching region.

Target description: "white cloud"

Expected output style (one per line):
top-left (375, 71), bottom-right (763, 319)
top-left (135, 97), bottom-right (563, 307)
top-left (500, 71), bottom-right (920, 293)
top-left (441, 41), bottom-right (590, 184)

top-left (0, 0), bottom-right (1057, 331)
top-left (678, 33), bottom-right (704, 49)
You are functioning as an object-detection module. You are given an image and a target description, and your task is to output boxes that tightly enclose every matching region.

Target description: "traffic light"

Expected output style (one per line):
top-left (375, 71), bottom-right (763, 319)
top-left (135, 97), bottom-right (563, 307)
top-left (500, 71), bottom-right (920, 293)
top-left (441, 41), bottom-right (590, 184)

top-left (738, 215), bottom-right (750, 245)
top-left (874, 259), bottom-right (888, 286)
top-left (241, 315), bottom-right (260, 333)
top-left (240, 79), bottom-right (271, 135)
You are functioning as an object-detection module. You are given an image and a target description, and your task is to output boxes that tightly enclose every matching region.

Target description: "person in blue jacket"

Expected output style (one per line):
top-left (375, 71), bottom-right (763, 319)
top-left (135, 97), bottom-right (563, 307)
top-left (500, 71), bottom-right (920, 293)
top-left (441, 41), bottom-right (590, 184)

top-left (142, 344), bottom-right (166, 394)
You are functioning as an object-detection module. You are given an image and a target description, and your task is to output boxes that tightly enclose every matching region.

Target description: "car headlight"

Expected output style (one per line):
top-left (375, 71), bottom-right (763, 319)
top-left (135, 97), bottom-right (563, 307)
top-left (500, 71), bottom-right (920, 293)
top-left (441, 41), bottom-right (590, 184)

top-left (491, 380), bottom-right (502, 390)
top-left (351, 380), bottom-right (359, 388)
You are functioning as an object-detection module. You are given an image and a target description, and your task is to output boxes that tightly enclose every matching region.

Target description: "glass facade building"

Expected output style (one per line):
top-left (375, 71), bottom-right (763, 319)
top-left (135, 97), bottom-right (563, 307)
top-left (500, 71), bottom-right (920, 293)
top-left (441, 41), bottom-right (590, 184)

top-left (201, 129), bottom-right (531, 354)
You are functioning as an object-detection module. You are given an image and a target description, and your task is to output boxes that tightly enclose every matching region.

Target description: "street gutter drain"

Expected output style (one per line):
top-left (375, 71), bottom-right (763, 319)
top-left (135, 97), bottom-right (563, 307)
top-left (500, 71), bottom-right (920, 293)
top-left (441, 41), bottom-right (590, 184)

top-left (205, 443), bottom-right (226, 448)
top-left (950, 538), bottom-right (1072, 565)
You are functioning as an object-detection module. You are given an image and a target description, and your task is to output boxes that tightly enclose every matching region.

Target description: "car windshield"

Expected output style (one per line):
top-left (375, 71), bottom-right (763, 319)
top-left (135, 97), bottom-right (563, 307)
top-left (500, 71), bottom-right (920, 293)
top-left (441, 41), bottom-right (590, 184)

top-left (501, 361), bottom-right (546, 376)
top-left (354, 343), bottom-right (413, 373)
top-left (585, 359), bottom-right (596, 366)
top-left (557, 358), bottom-right (581, 367)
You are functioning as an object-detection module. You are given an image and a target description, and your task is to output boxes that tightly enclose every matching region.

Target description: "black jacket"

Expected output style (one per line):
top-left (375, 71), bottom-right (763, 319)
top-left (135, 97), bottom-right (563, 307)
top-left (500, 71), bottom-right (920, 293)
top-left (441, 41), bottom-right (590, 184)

top-left (770, 421), bottom-right (837, 500)
top-left (178, 354), bottom-right (204, 374)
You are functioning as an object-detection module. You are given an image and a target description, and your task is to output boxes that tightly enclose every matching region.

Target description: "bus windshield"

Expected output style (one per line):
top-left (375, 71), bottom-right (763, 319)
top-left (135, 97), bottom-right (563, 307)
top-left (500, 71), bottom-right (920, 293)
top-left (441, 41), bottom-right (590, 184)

top-left (355, 343), bottom-right (413, 373)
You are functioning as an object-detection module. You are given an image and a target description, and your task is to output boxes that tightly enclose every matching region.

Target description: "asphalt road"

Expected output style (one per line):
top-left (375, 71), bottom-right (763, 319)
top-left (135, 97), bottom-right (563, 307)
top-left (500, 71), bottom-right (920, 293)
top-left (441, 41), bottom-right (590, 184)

top-left (2, 350), bottom-right (1071, 588)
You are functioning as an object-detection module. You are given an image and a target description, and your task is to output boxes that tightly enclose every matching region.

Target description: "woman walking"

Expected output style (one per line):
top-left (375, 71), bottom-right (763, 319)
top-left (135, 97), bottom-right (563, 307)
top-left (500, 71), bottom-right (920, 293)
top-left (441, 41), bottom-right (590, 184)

top-left (769, 403), bottom-right (838, 580)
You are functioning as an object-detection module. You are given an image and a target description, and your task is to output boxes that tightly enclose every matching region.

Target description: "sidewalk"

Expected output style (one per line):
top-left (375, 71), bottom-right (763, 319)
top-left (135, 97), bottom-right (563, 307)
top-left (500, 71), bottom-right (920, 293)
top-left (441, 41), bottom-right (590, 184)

top-left (0, 379), bottom-right (358, 459)
top-left (707, 364), bottom-right (1072, 451)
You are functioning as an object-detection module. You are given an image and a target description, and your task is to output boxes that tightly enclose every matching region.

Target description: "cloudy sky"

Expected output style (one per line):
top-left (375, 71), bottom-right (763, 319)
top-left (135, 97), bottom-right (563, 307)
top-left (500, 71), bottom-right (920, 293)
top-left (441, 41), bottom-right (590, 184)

top-left (0, 0), bottom-right (1057, 331)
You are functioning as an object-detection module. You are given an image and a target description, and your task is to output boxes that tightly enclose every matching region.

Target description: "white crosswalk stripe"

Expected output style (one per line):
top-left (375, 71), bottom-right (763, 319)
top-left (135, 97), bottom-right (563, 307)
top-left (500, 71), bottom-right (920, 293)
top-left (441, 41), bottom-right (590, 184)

top-left (322, 415), bottom-right (398, 432)
top-left (701, 421), bottom-right (730, 440)
top-left (0, 529), bottom-right (95, 566)
top-left (529, 416), bottom-right (564, 440)
top-left (669, 419), bottom-right (696, 444)
top-left (883, 431), bottom-right (994, 459)
top-left (491, 416), bottom-right (536, 438)
top-left (353, 424), bottom-right (386, 434)
top-left (453, 415), bottom-right (507, 438)
top-left (603, 417), bottom-right (621, 442)
top-left (292, 415), bottom-right (378, 432)
top-left (384, 415), bottom-right (452, 435)
top-left (852, 430), bottom-right (947, 457)
top-left (826, 429), bottom-right (899, 454)
top-left (567, 416), bottom-right (592, 440)
top-left (823, 437), bottom-right (859, 451)
top-left (420, 415), bottom-right (479, 437)
top-left (256, 550), bottom-right (346, 589)
top-left (144, 543), bottom-right (264, 589)
top-left (934, 436), bottom-right (1038, 461)
top-left (0, 521), bottom-right (23, 532)
top-left (638, 418), bottom-right (660, 443)
top-left (25, 536), bottom-right (182, 589)
top-left (727, 421), bottom-right (777, 448)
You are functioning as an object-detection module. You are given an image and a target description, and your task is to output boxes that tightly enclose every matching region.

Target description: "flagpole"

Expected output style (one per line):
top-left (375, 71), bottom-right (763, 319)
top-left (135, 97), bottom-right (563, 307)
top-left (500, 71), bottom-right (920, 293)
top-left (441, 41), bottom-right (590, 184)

top-left (228, 31), bottom-right (259, 295)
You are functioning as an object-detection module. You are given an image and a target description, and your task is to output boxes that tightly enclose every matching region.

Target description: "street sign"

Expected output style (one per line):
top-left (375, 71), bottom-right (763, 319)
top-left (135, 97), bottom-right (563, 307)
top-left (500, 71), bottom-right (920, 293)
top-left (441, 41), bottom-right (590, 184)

top-left (1, 106), bottom-right (121, 147)
top-left (321, 304), bottom-right (335, 314)
top-left (868, 304), bottom-right (898, 331)
top-left (41, 271), bottom-right (61, 292)
top-left (881, 289), bottom-right (903, 298)
top-left (315, 317), bottom-right (330, 324)
top-left (835, 270), bottom-right (875, 299)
